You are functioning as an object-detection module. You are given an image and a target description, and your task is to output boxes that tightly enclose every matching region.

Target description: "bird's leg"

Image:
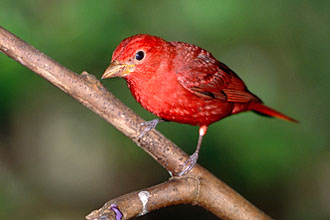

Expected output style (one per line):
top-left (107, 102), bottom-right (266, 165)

top-left (179, 125), bottom-right (208, 176)
top-left (138, 119), bottom-right (165, 139)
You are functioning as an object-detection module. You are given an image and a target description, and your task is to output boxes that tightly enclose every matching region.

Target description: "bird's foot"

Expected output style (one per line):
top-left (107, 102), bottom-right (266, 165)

top-left (178, 152), bottom-right (199, 176)
top-left (138, 119), bottom-right (161, 139)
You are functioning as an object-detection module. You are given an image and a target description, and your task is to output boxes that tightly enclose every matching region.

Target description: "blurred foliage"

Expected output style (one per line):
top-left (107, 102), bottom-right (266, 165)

top-left (0, 0), bottom-right (329, 219)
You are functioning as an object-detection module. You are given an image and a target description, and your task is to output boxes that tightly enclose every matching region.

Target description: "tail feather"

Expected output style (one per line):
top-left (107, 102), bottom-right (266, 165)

top-left (249, 102), bottom-right (298, 123)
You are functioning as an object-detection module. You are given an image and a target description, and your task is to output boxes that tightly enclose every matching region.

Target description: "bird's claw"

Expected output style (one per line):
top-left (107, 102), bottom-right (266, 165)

top-left (178, 152), bottom-right (199, 176)
top-left (138, 119), bottom-right (160, 139)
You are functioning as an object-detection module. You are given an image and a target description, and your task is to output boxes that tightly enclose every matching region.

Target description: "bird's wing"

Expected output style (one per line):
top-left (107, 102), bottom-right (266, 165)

top-left (172, 42), bottom-right (256, 103)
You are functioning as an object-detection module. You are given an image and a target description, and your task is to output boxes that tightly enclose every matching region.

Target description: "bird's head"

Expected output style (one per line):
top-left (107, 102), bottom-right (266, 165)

top-left (101, 34), bottom-right (169, 80)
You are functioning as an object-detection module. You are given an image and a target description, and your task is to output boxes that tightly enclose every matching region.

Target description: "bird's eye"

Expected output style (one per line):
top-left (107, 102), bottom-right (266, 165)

top-left (135, 51), bottom-right (145, 61)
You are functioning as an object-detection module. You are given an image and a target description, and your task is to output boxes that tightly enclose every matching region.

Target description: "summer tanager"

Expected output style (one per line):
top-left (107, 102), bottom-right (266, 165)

top-left (101, 34), bottom-right (297, 175)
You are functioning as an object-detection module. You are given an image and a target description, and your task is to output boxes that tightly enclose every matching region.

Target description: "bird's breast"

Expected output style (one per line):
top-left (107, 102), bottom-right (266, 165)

top-left (126, 70), bottom-right (233, 126)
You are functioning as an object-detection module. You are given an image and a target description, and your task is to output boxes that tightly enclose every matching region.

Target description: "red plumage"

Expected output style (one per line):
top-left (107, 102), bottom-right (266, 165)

top-left (102, 34), bottom-right (297, 175)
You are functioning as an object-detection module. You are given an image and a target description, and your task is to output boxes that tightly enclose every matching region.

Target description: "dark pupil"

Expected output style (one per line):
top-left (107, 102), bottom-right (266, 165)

top-left (135, 51), bottom-right (144, 60)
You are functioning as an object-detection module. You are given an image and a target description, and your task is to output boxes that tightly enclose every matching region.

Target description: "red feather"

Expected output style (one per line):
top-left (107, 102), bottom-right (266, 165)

top-left (102, 34), bottom-right (298, 175)
top-left (105, 34), bottom-right (297, 126)
top-left (249, 102), bottom-right (298, 123)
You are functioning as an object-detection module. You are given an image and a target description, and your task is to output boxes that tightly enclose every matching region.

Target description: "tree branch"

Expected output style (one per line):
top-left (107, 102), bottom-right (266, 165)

top-left (87, 176), bottom-right (200, 220)
top-left (0, 26), bottom-right (272, 220)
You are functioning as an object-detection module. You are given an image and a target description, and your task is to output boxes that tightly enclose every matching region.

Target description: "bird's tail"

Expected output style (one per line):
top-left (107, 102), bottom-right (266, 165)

top-left (249, 102), bottom-right (298, 123)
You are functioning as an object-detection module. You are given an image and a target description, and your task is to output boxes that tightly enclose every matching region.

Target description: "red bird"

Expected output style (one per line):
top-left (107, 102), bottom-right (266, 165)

top-left (101, 34), bottom-right (297, 175)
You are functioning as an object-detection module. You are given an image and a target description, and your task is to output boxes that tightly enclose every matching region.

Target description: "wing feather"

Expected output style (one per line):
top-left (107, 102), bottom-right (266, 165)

top-left (172, 41), bottom-right (256, 103)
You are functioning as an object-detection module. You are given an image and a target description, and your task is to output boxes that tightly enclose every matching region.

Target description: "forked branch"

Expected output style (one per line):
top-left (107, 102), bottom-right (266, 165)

top-left (0, 26), bottom-right (272, 220)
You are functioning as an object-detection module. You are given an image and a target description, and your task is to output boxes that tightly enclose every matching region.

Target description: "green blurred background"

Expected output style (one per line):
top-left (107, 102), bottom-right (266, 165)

top-left (0, 0), bottom-right (329, 219)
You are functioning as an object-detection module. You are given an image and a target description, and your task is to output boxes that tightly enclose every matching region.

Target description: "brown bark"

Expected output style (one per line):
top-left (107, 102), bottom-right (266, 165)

top-left (0, 26), bottom-right (272, 220)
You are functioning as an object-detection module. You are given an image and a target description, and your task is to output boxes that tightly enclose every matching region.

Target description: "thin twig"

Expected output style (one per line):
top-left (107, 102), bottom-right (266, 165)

top-left (0, 26), bottom-right (272, 220)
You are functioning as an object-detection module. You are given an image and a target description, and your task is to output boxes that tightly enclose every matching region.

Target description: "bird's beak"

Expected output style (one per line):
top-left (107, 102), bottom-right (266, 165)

top-left (101, 60), bottom-right (135, 79)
